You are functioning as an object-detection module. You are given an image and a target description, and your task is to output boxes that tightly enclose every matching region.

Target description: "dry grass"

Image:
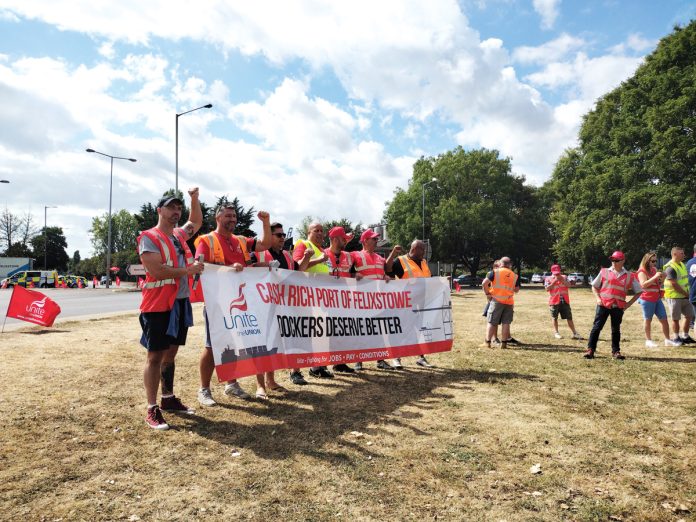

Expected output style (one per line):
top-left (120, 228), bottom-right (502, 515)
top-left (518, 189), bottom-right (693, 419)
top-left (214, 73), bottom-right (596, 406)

top-left (0, 287), bottom-right (695, 521)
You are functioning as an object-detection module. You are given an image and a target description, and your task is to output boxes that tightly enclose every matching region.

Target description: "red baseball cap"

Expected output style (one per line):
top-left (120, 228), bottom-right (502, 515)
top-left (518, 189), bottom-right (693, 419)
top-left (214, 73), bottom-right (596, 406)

top-left (360, 229), bottom-right (380, 243)
top-left (609, 250), bottom-right (625, 261)
top-left (550, 264), bottom-right (561, 274)
top-left (328, 226), bottom-right (353, 241)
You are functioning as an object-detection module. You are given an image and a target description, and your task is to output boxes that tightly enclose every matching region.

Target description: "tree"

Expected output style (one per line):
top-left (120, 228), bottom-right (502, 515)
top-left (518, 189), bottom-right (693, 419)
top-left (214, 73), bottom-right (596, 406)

top-left (203, 195), bottom-right (256, 237)
top-left (296, 216), bottom-right (365, 251)
top-left (0, 208), bottom-right (37, 254)
top-left (67, 250), bottom-right (81, 274)
top-left (384, 147), bottom-right (551, 275)
top-left (546, 21), bottom-right (696, 270)
top-left (5, 242), bottom-right (32, 257)
top-left (90, 209), bottom-right (140, 256)
top-left (30, 227), bottom-right (69, 271)
top-left (135, 202), bottom-right (158, 232)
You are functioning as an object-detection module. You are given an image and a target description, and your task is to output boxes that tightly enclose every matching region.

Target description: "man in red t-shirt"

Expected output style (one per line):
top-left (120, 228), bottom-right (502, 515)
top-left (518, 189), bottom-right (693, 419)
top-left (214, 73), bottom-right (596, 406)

top-left (194, 204), bottom-right (271, 406)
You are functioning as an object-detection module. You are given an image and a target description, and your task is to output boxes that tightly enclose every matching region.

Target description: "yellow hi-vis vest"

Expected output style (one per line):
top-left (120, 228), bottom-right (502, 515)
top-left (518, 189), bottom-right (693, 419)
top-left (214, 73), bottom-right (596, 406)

top-left (663, 260), bottom-right (688, 298)
top-left (194, 232), bottom-right (250, 265)
top-left (397, 255), bottom-right (431, 279)
top-left (298, 239), bottom-right (329, 274)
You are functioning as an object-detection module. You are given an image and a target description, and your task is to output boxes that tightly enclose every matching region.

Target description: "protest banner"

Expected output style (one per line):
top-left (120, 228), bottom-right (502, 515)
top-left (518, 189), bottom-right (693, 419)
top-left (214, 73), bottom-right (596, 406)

top-left (3, 285), bottom-right (62, 331)
top-left (201, 265), bottom-right (454, 381)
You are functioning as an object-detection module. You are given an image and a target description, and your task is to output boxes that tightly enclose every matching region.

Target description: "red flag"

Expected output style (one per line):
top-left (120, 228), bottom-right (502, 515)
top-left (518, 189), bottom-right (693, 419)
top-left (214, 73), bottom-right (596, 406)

top-left (77, 278), bottom-right (83, 289)
top-left (93, 276), bottom-right (98, 288)
top-left (115, 276), bottom-right (121, 287)
top-left (6, 285), bottom-right (61, 327)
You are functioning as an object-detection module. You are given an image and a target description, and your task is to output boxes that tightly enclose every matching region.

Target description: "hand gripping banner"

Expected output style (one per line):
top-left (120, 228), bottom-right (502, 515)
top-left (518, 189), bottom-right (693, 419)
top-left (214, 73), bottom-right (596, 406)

top-left (200, 265), bottom-right (454, 381)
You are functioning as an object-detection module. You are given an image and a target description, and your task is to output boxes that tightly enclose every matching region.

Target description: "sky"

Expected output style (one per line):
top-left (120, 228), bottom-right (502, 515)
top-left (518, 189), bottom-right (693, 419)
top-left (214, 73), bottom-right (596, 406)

top-left (0, 0), bottom-right (694, 259)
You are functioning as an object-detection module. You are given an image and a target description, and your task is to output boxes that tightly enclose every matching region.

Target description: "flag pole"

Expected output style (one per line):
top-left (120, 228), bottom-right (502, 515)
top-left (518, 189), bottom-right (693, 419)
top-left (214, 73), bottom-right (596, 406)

top-left (1, 285), bottom-right (16, 334)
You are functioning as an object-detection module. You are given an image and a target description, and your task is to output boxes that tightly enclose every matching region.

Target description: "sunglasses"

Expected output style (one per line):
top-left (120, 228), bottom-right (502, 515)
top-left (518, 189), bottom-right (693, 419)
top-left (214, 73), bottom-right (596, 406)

top-left (273, 233), bottom-right (286, 238)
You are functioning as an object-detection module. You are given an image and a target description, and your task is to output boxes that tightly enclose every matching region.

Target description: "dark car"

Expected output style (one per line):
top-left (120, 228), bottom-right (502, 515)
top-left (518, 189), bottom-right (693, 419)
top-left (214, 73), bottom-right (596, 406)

top-left (455, 274), bottom-right (484, 286)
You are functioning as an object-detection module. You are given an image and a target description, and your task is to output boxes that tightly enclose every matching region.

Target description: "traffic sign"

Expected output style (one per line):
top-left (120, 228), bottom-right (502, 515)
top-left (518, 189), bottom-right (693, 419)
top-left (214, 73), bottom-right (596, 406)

top-left (126, 264), bottom-right (146, 276)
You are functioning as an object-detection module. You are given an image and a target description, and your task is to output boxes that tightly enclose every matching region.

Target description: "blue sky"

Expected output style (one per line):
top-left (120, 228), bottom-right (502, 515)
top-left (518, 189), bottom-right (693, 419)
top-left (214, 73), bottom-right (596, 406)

top-left (0, 0), bottom-right (694, 258)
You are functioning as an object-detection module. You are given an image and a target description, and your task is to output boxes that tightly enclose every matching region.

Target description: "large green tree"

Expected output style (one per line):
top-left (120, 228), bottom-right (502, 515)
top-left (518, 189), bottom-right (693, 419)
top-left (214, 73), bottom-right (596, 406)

top-left (547, 21), bottom-right (696, 270)
top-left (384, 147), bottom-right (551, 275)
top-left (90, 209), bottom-right (140, 256)
top-left (30, 226), bottom-right (69, 271)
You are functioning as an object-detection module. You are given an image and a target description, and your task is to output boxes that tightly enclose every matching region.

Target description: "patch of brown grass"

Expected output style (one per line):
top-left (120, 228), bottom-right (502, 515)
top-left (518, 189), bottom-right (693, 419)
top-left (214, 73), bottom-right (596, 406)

top-left (0, 287), bottom-right (695, 520)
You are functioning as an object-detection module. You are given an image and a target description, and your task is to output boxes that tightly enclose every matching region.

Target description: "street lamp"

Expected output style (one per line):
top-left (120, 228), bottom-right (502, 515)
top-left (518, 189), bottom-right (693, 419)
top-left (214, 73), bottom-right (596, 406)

top-left (44, 205), bottom-right (57, 270)
top-left (86, 148), bottom-right (137, 289)
top-left (422, 177), bottom-right (437, 241)
top-left (175, 103), bottom-right (213, 193)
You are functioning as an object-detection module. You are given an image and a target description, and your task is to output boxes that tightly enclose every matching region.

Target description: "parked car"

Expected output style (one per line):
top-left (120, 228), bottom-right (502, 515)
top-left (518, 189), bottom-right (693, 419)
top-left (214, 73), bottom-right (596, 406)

top-left (531, 272), bottom-right (551, 284)
top-left (455, 274), bottom-right (484, 286)
top-left (567, 273), bottom-right (586, 285)
top-left (518, 276), bottom-right (529, 284)
top-left (64, 275), bottom-right (88, 288)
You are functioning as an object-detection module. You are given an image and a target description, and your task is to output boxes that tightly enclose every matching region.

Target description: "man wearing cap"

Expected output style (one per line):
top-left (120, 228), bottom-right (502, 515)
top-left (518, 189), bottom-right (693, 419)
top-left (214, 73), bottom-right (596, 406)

top-left (584, 251), bottom-right (642, 360)
top-left (324, 226), bottom-right (358, 374)
top-left (252, 221), bottom-right (313, 387)
top-left (386, 239), bottom-right (435, 368)
top-left (194, 203), bottom-right (273, 406)
top-left (351, 229), bottom-right (401, 370)
top-left (663, 246), bottom-right (696, 345)
top-left (482, 256), bottom-right (520, 349)
top-left (137, 189), bottom-right (204, 430)
top-left (544, 264), bottom-right (582, 340)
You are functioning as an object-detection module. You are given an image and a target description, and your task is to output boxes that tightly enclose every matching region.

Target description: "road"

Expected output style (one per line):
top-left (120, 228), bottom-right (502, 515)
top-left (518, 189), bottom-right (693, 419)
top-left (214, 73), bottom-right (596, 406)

top-left (0, 287), bottom-right (142, 330)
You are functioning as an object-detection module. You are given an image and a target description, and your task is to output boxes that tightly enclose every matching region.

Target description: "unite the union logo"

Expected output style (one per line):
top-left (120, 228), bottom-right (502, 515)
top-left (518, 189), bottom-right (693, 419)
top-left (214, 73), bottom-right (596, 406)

top-left (229, 283), bottom-right (248, 312)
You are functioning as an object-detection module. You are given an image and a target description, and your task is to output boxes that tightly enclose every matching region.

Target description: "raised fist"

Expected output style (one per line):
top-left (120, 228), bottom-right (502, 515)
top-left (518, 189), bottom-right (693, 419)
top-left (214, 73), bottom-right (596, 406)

top-left (392, 245), bottom-right (403, 255)
top-left (257, 210), bottom-right (270, 222)
top-left (188, 187), bottom-right (199, 198)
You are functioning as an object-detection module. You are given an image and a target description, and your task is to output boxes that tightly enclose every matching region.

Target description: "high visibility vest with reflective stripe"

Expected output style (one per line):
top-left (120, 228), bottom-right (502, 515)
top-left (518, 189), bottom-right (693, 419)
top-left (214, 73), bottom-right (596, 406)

top-left (324, 249), bottom-right (353, 278)
top-left (138, 227), bottom-right (194, 312)
top-left (298, 239), bottom-right (329, 274)
top-left (489, 267), bottom-right (517, 305)
top-left (193, 232), bottom-right (249, 265)
top-left (352, 250), bottom-right (385, 280)
top-left (663, 260), bottom-right (688, 299)
top-left (546, 276), bottom-right (570, 305)
top-left (598, 267), bottom-right (632, 309)
top-left (636, 267), bottom-right (662, 302)
top-left (397, 255), bottom-right (431, 279)
top-left (257, 249), bottom-right (295, 270)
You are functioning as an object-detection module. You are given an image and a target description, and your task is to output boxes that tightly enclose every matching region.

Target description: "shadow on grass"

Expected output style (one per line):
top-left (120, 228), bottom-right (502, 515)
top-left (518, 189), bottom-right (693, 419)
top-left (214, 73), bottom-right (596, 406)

top-left (18, 329), bottom-right (71, 335)
top-left (506, 342), bottom-right (586, 354)
top-left (184, 367), bottom-right (540, 461)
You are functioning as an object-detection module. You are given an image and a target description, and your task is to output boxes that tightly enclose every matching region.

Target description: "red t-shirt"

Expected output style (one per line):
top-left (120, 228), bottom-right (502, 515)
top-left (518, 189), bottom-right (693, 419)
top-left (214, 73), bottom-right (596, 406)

top-left (194, 233), bottom-right (256, 266)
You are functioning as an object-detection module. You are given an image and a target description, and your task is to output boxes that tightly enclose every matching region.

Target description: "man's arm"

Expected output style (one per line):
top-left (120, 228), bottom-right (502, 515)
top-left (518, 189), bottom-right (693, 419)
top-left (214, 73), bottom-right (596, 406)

top-left (180, 187), bottom-right (202, 239)
top-left (384, 245), bottom-right (402, 272)
top-left (252, 211), bottom-right (273, 252)
top-left (297, 249), bottom-right (312, 272)
top-left (141, 251), bottom-right (203, 281)
top-left (482, 278), bottom-right (493, 300)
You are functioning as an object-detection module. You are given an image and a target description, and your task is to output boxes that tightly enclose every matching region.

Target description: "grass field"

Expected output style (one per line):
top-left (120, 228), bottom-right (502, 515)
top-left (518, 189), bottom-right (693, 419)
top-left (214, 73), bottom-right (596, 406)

top-left (1, 286), bottom-right (695, 521)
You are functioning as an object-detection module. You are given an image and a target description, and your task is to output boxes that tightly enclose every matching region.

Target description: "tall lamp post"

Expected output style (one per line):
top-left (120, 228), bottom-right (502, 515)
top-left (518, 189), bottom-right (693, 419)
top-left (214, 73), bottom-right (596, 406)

top-left (86, 148), bottom-right (137, 289)
top-left (176, 103), bottom-right (212, 193)
top-left (43, 205), bottom-right (57, 269)
top-left (422, 177), bottom-right (437, 241)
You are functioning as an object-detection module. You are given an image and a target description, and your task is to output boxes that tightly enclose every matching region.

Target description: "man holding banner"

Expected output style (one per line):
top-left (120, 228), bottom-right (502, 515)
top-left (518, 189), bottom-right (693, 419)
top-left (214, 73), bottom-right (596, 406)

top-left (194, 203), bottom-right (272, 406)
top-left (137, 189), bottom-right (204, 430)
top-left (387, 239), bottom-right (435, 368)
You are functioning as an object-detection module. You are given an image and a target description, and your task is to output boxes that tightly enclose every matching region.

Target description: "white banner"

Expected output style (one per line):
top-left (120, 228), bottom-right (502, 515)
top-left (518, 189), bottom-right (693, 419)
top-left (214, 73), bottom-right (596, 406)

top-left (200, 265), bottom-right (453, 380)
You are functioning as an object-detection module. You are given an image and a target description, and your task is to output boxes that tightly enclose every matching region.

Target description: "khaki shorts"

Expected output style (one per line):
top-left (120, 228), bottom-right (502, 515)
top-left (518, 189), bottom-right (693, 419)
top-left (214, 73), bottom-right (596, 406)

top-left (488, 300), bottom-right (514, 325)
top-left (665, 298), bottom-right (694, 321)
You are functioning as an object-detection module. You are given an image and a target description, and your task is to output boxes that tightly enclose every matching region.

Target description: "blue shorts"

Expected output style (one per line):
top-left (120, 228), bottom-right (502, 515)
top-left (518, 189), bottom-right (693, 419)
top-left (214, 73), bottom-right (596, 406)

top-left (638, 298), bottom-right (667, 321)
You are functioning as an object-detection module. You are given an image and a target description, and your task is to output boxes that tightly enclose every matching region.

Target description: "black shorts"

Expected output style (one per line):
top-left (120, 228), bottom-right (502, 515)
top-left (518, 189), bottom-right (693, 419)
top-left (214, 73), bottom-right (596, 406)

top-left (139, 299), bottom-right (190, 351)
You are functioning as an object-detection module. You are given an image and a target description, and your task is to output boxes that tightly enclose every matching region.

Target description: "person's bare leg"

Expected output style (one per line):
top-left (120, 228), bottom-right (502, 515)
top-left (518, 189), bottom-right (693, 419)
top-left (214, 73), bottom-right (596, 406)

top-left (567, 319), bottom-right (578, 335)
top-left (644, 318), bottom-right (653, 340)
top-left (145, 351), bottom-right (166, 405)
top-left (266, 371), bottom-right (279, 388)
top-left (659, 318), bottom-right (671, 339)
top-left (681, 317), bottom-right (691, 337)
top-left (552, 317), bottom-right (559, 334)
top-left (199, 347), bottom-right (215, 389)
top-left (160, 345), bottom-right (179, 396)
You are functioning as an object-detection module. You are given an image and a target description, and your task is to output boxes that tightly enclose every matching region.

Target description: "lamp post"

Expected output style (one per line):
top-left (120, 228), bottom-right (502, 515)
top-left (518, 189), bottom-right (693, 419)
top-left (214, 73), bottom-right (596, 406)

top-left (0, 180), bottom-right (9, 184)
top-left (422, 177), bottom-right (437, 241)
top-left (175, 103), bottom-right (212, 193)
top-left (86, 148), bottom-right (137, 289)
top-left (43, 205), bottom-right (57, 270)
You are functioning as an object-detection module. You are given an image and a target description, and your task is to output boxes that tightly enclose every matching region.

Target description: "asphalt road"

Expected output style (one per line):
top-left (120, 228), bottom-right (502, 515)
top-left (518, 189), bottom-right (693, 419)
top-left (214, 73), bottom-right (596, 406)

top-left (0, 287), bottom-right (142, 330)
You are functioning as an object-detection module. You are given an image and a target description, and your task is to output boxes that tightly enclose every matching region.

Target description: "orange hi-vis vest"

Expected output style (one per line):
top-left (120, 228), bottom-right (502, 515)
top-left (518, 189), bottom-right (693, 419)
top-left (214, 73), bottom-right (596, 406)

top-left (325, 248), bottom-right (353, 278)
top-left (546, 275), bottom-right (570, 305)
top-left (636, 267), bottom-right (662, 302)
top-left (138, 227), bottom-right (194, 312)
top-left (489, 267), bottom-right (517, 305)
top-left (256, 249), bottom-right (294, 269)
top-left (193, 231), bottom-right (250, 265)
top-left (598, 267), bottom-right (633, 309)
top-left (352, 250), bottom-right (385, 280)
top-left (397, 255), bottom-right (431, 279)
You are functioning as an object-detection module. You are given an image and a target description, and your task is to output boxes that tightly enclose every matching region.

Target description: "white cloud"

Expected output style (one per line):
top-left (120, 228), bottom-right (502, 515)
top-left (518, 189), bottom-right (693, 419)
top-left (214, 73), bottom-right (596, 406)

top-left (610, 33), bottom-right (656, 54)
top-left (513, 33), bottom-right (585, 64)
top-left (533, 0), bottom-right (561, 30)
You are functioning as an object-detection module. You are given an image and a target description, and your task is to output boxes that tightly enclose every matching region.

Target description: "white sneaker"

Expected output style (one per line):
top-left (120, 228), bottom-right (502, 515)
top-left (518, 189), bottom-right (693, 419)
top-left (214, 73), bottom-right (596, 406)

top-left (572, 333), bottom-right (583, 340)
top-left (416, 357), bottom-right (433, 368)
top-left (392, 358), bottom-right (403, 369)
top-left (644, 340), bottom-right (658, 348)
top-left (554, 332), bottom-right (562, 339)
top-left (665, 338), bottom-right (683, 347)
top-left (197, 387), bottom-right (217, 406)
top-left (224, 382), bottom-right (251, 400)
top-left (354, 362), bottom-right (364, 371)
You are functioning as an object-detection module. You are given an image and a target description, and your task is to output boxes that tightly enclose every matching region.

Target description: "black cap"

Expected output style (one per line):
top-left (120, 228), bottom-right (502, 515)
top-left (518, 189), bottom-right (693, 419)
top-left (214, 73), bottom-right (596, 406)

top-left (156, 196), bottom-right (183, 208)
